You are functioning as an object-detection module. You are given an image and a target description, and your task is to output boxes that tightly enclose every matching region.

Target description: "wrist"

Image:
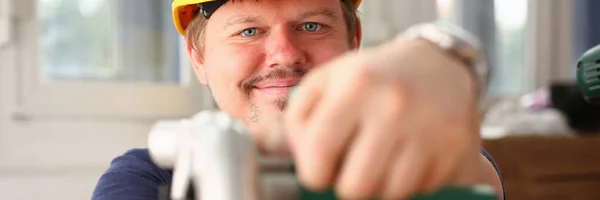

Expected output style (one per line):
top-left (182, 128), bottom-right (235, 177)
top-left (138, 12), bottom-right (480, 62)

top-left (399, 22), bottom-right (489, 100)
top-left (389, 37), bottom-right (480, 102)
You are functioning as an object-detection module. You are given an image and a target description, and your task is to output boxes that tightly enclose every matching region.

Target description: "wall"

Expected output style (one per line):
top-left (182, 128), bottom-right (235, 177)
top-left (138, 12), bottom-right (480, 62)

top-left (0, 11), bottom-right (152, 200)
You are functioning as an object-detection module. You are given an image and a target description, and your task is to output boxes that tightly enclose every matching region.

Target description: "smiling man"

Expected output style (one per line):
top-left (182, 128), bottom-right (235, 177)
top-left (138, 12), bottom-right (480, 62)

top-left (91, 0), bottom-right (504, 199)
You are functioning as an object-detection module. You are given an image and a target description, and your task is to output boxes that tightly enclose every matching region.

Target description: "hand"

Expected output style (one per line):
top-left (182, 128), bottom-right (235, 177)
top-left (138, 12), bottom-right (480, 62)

top-left (267, 38), bottom-right (484, 199)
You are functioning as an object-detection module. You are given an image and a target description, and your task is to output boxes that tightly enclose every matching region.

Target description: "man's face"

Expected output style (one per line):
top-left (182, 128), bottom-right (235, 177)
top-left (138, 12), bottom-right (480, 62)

top-left (189, 0), bottom-right (360, 132)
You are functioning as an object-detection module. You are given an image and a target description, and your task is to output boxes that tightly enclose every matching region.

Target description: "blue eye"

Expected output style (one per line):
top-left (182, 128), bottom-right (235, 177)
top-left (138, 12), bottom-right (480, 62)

top-left (241, 28), bottom-right (258, 37)
top-left (303, 22), bottom-right (321, 32)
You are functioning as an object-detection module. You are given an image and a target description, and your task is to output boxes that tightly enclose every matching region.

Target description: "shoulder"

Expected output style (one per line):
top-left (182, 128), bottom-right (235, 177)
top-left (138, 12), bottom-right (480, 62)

top-left (92, 148), bottom-right (172, 200)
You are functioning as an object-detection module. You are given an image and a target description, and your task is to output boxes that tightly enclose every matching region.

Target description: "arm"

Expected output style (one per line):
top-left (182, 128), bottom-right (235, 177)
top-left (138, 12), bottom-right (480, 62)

top-left (92, 148), bottom-right (172, 200)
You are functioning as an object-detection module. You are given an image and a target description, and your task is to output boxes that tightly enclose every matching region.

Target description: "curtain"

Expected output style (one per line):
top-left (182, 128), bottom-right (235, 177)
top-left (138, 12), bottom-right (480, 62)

top-left (572, 0), bottom-right (600, 66)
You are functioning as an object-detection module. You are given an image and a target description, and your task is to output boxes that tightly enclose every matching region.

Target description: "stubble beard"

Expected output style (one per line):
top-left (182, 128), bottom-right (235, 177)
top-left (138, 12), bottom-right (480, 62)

top-left (249, 97), bottom-right (288, 123)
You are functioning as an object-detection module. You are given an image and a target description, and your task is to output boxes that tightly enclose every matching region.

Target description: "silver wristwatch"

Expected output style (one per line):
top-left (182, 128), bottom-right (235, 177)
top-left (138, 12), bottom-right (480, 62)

top-left (400, 22), bottom-right (489, 98)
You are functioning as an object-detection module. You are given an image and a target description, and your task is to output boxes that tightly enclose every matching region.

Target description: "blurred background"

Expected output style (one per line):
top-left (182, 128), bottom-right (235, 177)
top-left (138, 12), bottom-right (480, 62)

top-left (0, 0), bottom-right (599, 199)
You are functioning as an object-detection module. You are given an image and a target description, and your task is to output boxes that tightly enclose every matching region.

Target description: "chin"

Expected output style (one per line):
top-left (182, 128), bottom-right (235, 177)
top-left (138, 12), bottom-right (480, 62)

top-left (246, 98), bottom-right (288, 123)
top-left (258, 101), bottom-right (287, 114)
top-left (273, 98), bottom-right (288, 111)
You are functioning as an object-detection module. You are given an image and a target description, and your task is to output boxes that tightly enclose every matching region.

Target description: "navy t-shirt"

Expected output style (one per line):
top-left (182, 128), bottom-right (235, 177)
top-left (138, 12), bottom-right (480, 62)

top-left (91, 148), bottom-right (503, 200)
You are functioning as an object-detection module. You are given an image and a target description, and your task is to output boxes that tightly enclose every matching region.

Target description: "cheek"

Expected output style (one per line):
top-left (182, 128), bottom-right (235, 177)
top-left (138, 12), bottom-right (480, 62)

top-left (203, 43), bottom-right (264, 116)
top-left (208, 45), bottom-right (263, 82)
top-left (301, 37), bottom-right (350, 68)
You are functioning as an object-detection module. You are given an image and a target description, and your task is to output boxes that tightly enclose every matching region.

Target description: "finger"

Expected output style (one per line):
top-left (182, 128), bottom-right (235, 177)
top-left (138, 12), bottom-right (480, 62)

top-left (334, 110), bottom-right (400, 199)
top-left (421, 122), bottom-right (476, 191)
top-left (415, 151), bottom-right (439, 194)
top-left (284, 69), bottom-right (327, 152)
top-left (381, 135), bottom-right (430, 200)
top-left (294, 77), bottom-right (368, 191)
top-left (333, 87), bottom-right (405, 198)
top-left (259, 115), bottom-right (292, 156)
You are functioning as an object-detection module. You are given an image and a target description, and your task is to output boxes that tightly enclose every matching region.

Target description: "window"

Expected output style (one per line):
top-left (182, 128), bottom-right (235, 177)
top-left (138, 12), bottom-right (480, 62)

top-left (0, 0), bottom-right (9, 48)
top-left (493, 0), bottom-right (528, 95)
top-left (12, 0), bottom-right (207, 120)
top-left (436, 0), bottom-right (528, 96)
top-left (39, 0), bottom-right (180, 83)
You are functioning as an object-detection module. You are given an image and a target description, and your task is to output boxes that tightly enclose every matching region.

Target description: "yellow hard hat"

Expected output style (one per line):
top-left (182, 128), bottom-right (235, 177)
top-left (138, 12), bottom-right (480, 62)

top-left (172, 0), bottom-right (362, 35)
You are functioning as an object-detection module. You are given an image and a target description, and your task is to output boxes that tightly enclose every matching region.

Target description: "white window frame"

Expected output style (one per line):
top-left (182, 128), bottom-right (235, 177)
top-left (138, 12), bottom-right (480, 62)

top-left (0, 0), bottom-right (11, 48)
top-left (9, 0), bottom-right (210, 121)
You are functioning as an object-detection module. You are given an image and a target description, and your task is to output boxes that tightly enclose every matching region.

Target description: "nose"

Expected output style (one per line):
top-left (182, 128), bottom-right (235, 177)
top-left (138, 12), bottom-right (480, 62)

top-left (264, 27), bottom-right (307, 68)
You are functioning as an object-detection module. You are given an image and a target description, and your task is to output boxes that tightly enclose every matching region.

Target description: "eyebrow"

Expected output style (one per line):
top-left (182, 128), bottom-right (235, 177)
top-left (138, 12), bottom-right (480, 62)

top-left (297, 8), bottom-right (338, 21)
top-left (222, 15), bottom-right (261, 30)
top-left (221, 8), bottom-right (339, 30)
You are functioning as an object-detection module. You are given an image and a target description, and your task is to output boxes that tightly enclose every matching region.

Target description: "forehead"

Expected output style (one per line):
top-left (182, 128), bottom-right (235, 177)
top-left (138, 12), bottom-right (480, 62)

top-left (206, 0), bottom-right (345, 24)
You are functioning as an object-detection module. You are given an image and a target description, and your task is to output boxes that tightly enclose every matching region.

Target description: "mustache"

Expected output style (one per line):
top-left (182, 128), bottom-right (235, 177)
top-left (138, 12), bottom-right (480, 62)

top-left (242, 67), bottom-right (307, 92)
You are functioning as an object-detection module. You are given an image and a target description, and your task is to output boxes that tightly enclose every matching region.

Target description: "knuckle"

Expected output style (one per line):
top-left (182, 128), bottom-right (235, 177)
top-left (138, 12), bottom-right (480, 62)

top-left (311, 145), bottom-right (332, 167)
top-left (431, 161), bottom-right (453, 184)
top-left (439, 116), bottom-right (472, 148)
top-left (382, 187), bottom-right (408, 200)
top-left (305, 145), bottom-right (336, 184)
top-left (351, 65), bottom-right (376, 86)
top-left (377, 89), bottom-right (408, 120)
top-left (297, 164), bottom-right (330, 191)
top-left (334, 168), bottom-right (377, 199)
top-left (335, 183), bottom-right (367, 200)
top-left (424, 175), bottom-right (446, 193)
top-left (388, 91), bottom-right (408, 114)
top-left (298, 172), bottom-right (323, 191)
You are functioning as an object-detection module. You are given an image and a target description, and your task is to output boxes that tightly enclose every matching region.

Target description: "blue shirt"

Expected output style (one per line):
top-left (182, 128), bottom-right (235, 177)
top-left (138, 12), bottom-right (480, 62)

top-left (91, 148), bottom-right (503, 200)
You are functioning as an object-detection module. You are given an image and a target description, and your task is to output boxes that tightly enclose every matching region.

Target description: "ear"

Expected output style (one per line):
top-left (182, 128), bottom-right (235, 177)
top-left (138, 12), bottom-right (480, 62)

top-left (351, 19), bottom-right (362, 49)
top-left (187, 41), bottom-right (209, 86)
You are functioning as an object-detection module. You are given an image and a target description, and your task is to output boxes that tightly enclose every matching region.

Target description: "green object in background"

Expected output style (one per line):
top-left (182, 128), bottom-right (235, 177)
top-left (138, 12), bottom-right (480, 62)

top-left (290, 86), bottom-right (301, 99)
top-left (576, 43), bottom-right (600, 104)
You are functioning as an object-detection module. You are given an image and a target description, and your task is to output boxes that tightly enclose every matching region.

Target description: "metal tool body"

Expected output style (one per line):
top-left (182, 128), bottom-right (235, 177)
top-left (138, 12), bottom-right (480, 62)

top-left (149, 111), bottom-right (302, 200)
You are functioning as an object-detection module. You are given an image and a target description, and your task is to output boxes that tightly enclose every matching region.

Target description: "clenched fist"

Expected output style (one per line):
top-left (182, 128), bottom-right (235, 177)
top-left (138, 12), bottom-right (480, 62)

top-left (261, 37), bottom-right (502, 200)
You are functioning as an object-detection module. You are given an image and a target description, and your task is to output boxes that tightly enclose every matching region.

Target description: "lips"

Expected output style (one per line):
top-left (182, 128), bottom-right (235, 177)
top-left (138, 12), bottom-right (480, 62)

top-left (254, 78), bottom-right (300, 89)
top-left (253, 79), bottom-right (301, 97)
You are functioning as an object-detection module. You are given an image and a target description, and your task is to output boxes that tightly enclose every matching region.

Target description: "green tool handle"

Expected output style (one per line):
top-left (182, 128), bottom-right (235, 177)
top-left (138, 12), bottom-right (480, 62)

top-left (298, 184), bottom-right (499, 200)
top-left (289, 164), bottom-right (498, 200)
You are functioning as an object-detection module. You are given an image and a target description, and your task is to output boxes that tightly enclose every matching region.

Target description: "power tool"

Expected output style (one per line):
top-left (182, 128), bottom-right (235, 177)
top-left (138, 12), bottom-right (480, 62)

top-left (577, 44), bottom-right (600, 104)
top-left (147, 111), bottom-right (499, 200)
